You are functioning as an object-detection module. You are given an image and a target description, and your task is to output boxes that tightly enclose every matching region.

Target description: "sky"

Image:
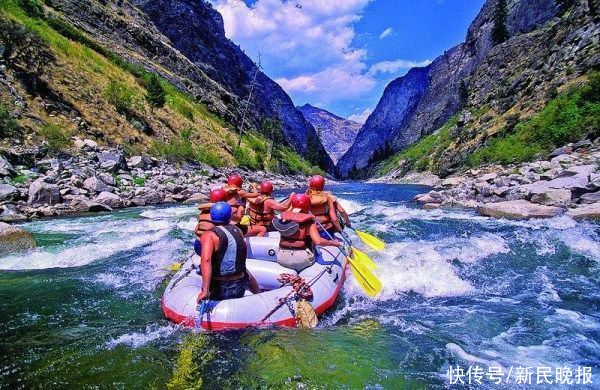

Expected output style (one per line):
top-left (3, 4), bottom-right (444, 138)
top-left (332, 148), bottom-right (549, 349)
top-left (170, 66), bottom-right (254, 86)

top-left (208, 0), bottom-right (486, 123)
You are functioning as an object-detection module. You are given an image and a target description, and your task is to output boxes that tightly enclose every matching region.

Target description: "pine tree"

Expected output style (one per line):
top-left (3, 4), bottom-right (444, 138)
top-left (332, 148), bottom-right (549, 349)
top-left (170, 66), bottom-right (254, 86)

top-left (491, 0), bottom-right (509, 45)
top-left (145, 73), bottom-right (166, 110)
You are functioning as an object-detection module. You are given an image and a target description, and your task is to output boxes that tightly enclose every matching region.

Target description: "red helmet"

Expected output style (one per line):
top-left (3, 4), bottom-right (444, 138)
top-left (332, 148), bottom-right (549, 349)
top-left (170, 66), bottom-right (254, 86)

top-left (209, 189), bottom-right (228, 203)
top-left (292, 194), bottom-right (311, 212)
top-left (260, 181), bottom-right (274, 194)
top-left (227, 174), bottom-right (243, 188)
top-left (308, 175), bottom-right (325, 190)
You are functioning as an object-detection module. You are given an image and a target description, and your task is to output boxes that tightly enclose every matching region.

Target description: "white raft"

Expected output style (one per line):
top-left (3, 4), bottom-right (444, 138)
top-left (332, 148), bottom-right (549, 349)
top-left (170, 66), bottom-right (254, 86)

top-left (162, 232), bottom-right (348, 330)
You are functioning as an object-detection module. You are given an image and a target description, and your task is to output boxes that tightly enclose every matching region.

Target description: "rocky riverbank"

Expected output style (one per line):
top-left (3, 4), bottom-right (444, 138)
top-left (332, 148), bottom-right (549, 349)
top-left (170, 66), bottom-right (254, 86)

top-left (0, 139), bottom-right (307, 222)
top-left (410, 139), bottom-right (600, 220)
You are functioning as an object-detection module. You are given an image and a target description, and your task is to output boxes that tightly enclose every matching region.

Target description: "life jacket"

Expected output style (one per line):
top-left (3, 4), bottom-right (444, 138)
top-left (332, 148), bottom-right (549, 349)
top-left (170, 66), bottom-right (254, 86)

top-left (307, 190), bottom-right (336, 230)
top-left (196, 202), bottom-right (215, 236)
top-left (279, 211), bottom-right (313, 250)
top-left (211, 225), bottom-right (246, 277)
top-left (222, 185), bottom-right (244, 221)
top-left (247, 195), bottom-right (275, 226)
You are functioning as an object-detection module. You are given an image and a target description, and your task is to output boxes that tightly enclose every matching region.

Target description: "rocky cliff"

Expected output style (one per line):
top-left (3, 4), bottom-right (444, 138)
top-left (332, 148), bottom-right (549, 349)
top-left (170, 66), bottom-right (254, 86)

top-left (297, 104), bottom-right (361, 164)
top-left (338, 0), bottom-right (597, 177)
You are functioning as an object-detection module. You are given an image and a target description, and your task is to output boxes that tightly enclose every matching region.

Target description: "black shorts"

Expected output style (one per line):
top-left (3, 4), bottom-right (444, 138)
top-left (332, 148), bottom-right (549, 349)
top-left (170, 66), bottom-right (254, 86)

top-left (209, 272), bottom-right (248, 301)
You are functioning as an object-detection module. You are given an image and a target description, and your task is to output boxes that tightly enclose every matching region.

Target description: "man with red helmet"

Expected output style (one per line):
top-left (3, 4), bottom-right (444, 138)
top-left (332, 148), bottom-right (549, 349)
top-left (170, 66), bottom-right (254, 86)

top-left (306, 175), bottom-right (351, 238)
top-left (274, 194), bottom-right (341, 272)
top-left (193, 188), bottom-right (229, 255)
top-left (245, 181), bottom-right (294, 237)
top-left (221, 173), bottom-right (260, 224)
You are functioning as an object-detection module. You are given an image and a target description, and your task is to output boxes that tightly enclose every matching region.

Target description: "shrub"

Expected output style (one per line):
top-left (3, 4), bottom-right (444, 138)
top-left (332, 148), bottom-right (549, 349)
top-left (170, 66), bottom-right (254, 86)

top-left (104, 80), bottom-right (137, 114)
top-left (145, 73), bottom-right (166, 109)
top-left (40, 123), bottom-right (70, 151)
top-left (133, 176), bottom-right (146, 186)
top-left (19, 0), bottom-right (43, 18)
top-left (234, 145), bottom-right (258, 169)
top-left (0, 104), bottom-right (21, 138)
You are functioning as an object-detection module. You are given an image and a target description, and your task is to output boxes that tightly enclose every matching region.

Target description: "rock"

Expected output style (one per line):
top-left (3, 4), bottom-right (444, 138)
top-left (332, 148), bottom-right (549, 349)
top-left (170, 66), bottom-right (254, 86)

top-left (530, 189), bottom-right (572, 207)
top-left (50, 159), bottom-right (64, 173)
top-left (70, 197), bottom-right (112, 213)
top-left (0, 222), bottom-right (36, 256)
top-left (83, 176), bottom-right (113, 193)
top-left (95, 191), bottom-right (124, 209)
top-left (477, 200), bottom-right (563, 220)
top-left (0, 205), bottom-right (27, 222)
top-left (549, 146), bottom-right (573, 158)
top-left (138, 189), bottom-right (164, 205)
top-left (0, 184), bottom-right (18, 201)
top-left (0, 155), bottom-right (15, 177)
top-left (441, 199), bottom-right (482, 209)
top-left (579, 191), bottom-right (600, 204)
top-left (83, 139), bottom-right (99, 151)
top-left (73, 137), bottom-right (85, 149)
top-left (98, 150), bottom-right (127, 172)
top-left (441, 176), bottom-right (467, 187)
top-left (572, 139), bottom-right (592, 150)
top-left (27, 178), bottom-right (61, 206)
top-left (413, 194), bottom-right (439, 204)
top-left (480, 173), bottom-right (498, 182)
top-left (423, 203), bottom-right (440, 210)
top-left (550, 154), bottom-right (574, 164)
top-left (492, 187), bottom-right (510, 197)
top-left (183, 193), bottom-right (210, 204)
top-left (567, 203), bottom-right (600, 220)
top-left (97, 172), bottom-right (116, 186)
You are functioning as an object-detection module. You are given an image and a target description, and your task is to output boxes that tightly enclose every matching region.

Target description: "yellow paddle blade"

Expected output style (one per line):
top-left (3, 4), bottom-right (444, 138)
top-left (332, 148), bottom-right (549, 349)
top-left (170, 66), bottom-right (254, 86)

top-left (167, 263), bottom-right (183, 272)
top-left (347, 256), bottom-right (382, 298)
top-left (352, 247), bottom-right (377, 270)
top-left (240, 215), bottom-right (251, 226)
top-left (355, 230), bottom-right (385, 251)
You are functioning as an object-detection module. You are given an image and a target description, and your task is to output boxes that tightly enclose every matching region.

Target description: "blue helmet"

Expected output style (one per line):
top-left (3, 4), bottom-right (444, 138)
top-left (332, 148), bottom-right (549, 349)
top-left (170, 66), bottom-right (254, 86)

top-left (210, 201), bottom-right (232, 224)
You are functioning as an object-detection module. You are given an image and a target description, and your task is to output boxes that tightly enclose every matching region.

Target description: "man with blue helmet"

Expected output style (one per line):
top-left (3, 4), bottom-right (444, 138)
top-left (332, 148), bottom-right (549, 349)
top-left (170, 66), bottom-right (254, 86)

top-left (196, 202), bottom-right (260, 302)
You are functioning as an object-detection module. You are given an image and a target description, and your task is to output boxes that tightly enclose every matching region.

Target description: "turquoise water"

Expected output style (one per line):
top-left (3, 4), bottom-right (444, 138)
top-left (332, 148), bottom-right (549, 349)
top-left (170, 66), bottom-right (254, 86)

top-left (1, 183), bottom-right (599, 388)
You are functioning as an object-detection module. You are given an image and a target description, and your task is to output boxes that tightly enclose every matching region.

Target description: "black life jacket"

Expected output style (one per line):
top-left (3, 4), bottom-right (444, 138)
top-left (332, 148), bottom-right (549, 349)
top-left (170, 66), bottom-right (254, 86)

top-left (211, 225), bottom-right (246, 277)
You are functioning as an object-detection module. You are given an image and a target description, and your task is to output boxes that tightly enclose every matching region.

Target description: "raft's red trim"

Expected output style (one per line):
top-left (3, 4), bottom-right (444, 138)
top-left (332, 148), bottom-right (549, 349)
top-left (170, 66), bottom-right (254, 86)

top-left (162, 264), bottom-right (348, 331)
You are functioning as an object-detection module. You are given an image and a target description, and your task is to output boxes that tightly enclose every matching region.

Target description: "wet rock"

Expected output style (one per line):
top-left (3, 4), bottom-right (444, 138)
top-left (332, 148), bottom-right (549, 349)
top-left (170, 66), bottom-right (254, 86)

top-left (477, 200), bottom-right (563, 220)
top-left (413, 193), bottom-right (439, 204)
top-left (0, 205), bottom-right (27, 222)
top-left (423, 203), bottom-right (440, 210)
top-left (95, 191), bottom-right (124, 209)
top-left (28, 178), bottom-right (61, 206)
top-left (70, 196), bottom-right (112, 213)
top-left (183, 192), bottom-right (209, 204)
top-left (530, 189), bottom-right (572, 207)
top-left (0, 184), bottom-right (18, 201)
top-left (83, 176), bottom-right (113, 193)
top-left (0, 222), bottom-right (36, 256)
top-left (567, 203), bottom-right (600, 220)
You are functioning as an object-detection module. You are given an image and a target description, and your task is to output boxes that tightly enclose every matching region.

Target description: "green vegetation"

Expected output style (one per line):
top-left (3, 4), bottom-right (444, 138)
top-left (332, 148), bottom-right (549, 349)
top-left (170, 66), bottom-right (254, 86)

top-left (275, 147), bottom-right (324, 175)
top-left (18, 0), bottom-right (42, 18)
top-left (145, 73), bottom-right (166, 109)
top-left (469, 72), bottom-right (600, 166)
top-left (492, 0), bottom-right (509, 44)
top-left (11, 174), bottom-right (27, 184)
top-left (152, 128), bottom-right (223, 167)
top-left (103, 80), bottom-right (140, 115)
top-left (132, 175), bottom-right (146, 187)
top-left (379, 114), bottom-right (458, 175)
top-left (40, 123), bottom-right (70, 151)
top-left (0, 104), bottom-right (21, 138)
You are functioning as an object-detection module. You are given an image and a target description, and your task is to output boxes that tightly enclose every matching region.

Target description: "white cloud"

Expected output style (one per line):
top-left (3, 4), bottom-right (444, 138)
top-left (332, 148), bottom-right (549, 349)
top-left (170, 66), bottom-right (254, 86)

top-left (368, 59), bottom-right (432, 76)
top-left (348, 108), bottom-right (373, 124)
top-left (379, 27), bottom-right (393, 39)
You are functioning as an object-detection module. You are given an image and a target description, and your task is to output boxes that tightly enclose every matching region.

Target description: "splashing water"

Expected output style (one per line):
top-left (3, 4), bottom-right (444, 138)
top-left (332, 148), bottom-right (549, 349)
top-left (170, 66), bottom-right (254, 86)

top-left (1, 184), bottom-right (599, 388)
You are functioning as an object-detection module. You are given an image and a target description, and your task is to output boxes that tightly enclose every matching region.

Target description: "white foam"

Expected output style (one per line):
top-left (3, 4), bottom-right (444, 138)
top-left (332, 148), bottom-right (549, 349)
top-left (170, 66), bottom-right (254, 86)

top-left (446, 343), bottom-right (504, 369)
top-left (105, 324), bottom-right (178, 349)
top-left (140, 207), bottom-right (196, 220)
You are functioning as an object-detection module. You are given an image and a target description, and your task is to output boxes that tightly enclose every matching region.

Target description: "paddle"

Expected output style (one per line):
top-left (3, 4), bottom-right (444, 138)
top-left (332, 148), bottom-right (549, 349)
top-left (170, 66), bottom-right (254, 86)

top-left (310, 213), bottom-right (382, 298)
top-left (195, 300), bottom-right (207, 330)
top-left (349, 227), bottom-right (386, 251)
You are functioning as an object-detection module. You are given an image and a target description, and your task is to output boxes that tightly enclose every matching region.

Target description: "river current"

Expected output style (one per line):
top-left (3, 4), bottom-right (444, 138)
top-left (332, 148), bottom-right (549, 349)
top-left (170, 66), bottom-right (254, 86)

top-left (1, 183), bottom-right (599, 388)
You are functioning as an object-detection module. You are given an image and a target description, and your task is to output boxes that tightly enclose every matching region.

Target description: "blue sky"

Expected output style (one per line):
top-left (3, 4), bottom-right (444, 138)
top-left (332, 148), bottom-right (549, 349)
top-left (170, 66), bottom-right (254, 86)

top-left (209, 0), bottom-right (485, 122)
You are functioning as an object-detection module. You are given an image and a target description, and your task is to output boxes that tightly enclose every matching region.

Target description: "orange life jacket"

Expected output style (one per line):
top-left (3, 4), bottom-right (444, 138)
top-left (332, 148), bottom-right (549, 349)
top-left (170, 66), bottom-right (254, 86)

top-left (308, 190), bottom-right (336, 230)
top-left (222, 185), bottom-right (244, 222)
top-left (196, 203), bottom-right (215, 236)
top-left (279, 211), bottom-right (313, 250)
top-left (247, 195), bottom-right (275, 226)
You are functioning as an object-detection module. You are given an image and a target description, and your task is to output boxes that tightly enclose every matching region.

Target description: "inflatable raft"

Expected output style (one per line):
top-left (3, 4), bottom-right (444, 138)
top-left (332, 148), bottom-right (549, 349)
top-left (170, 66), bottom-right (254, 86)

top-left (162, 232), bottom-right (348, 330)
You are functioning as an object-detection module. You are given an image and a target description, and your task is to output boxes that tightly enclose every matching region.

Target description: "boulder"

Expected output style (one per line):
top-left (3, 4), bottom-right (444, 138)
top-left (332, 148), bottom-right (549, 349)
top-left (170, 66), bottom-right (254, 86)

top-left (27, 179), bottom-right (61, 206)
top-left (413, 193), bottom-right (439, 204)
top-left (0, 222), bottom-right (36, 256)
top-left (127, 156), bottom-right (145, 168)
top-left (83, 139), bottom-right (99, 151)
top-left (95, 191), bottom-right (124, 209)
top-left (70, 197), bottom-right (112, 213)
top-left (0, 155), bottom-right (15, 177)
top-left (423, 203), bottom-right (440, 210)
top-left (549, 146), bottom-right (573, 158)
top-left (480, 172), bottom-right (498, 182)
top-left (0, 205), bottom-right (27, 222)
top-left (477, 200), bottom-right (563, 220)
top-left (97, 172), bottom-right (116, 186)
top-left (98, 150), bottom-right (127, 172)
top-left (530, 189), bottom-right (572, 207)
top-left (567, 203), bottom-right (600, 220)
top-left (441, 176), bottom-right (466, 187)
top-left (0, 184), bottom-right (18, 201)
top-left (579, 191), bottom-right (600, 204)
top-left (183, 192), bottom-right (210, 204)
top-left (83, 176), bottom-right (113, 193)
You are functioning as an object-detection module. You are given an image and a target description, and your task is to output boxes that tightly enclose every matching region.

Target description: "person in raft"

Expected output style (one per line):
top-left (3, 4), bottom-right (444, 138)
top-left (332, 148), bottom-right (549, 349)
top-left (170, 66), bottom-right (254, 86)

top-left (306, 175), bottom-right (352, 238)
top-left (197, 202), bottom-right (260, 302)
top-left (275, 194), bottom-right (342, 272)
top-left (221, 173), bottom-right (260, 225)
top-left (193, 188), bottom-right (229, 256)
top-left (244, 181), bottom-right (294, 237)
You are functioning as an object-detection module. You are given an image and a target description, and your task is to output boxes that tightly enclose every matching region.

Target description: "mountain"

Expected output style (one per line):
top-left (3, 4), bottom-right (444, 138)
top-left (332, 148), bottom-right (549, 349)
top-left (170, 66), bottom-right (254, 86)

top-left (338, 0), bottom-right (598, 177)
top-left (0, 0), bottom-right (333, 173)
top-left (297, 104), bottom-right (361, 164)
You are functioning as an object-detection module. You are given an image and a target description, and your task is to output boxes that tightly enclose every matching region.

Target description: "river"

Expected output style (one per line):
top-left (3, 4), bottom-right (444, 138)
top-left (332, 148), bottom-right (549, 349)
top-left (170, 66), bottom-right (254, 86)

top-left (1, 183), bottom-right (599, 388)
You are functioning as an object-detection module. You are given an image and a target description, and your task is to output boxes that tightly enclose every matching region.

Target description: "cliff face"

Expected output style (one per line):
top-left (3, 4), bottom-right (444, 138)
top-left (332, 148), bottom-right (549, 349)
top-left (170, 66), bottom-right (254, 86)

top-left (338, 0), bottom-right (567, 177)
top-left (297, 104), bottom-right (361, 164)
top-left (44, 0), bottom-right (334, 171)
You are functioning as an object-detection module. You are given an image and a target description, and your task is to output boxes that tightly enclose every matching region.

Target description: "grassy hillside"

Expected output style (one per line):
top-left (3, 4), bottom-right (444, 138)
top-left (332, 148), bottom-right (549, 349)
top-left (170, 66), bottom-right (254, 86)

top-left (378, 71), bottom-right (600, 177)
top-left (0, 0), bottom-right (321, 175)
